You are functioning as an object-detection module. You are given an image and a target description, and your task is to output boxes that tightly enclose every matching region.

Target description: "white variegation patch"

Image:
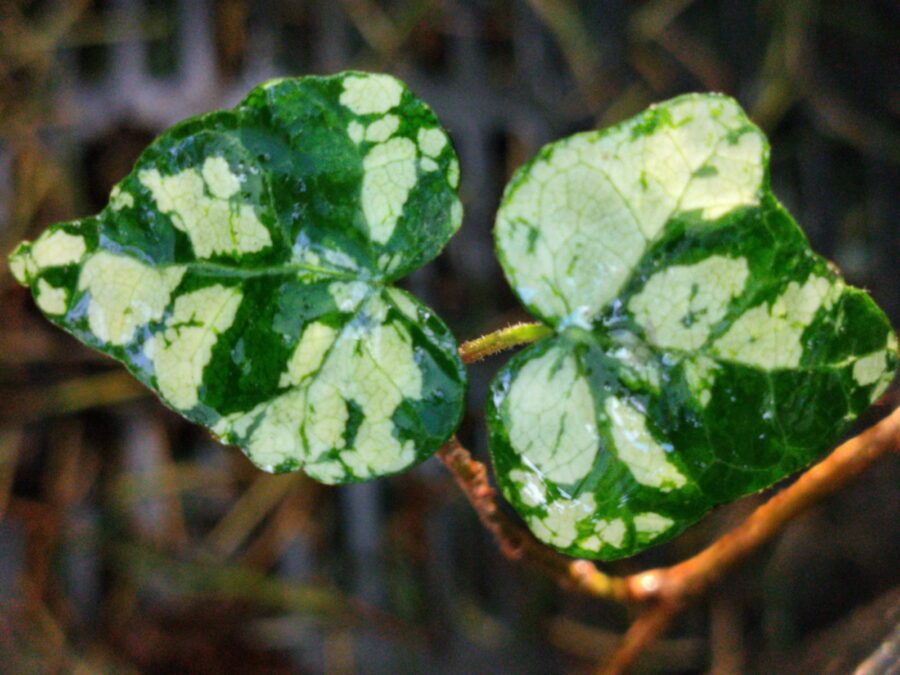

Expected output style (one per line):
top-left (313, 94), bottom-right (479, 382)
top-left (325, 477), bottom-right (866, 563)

top-left (386, 287), bottom-right (420, 322)
top-left (78, 252), bottom-right (185, 345)
top-left (227, 295), bottom-right (425, 482)
top-left (365, 115), bottom-right (400, 142)
top-left (239, 388), bottom-right (307, 471)
top-left (420, 157), bottom-right (439, 172)
top-left (9, 243), bottom-right (37, 283)
top-left (110, 185), bottom-right (134, 210)
top-left (347, 96), bottom-right (428, 255)
top-left (506, 346), bottom-right (599, 484)
top-left (280, 321), bottom-right (337, 387)
top-left (517, 486), bottom-right (627, 552)
top-left (450, 200), bottom-right (463, 230)
top-left (213, 402), bottom-right (266, 440)
top-left (604, 396), bottom-right (686, 491)
top-left (608, 330), bottom-right (662, 392)
top-left (713, 275), bottom-right (842, 369)
top-left (873, 333), bottom-right (899, 400)
top-left (496, 96), bottom-right (765, 325)
top-left (139, 156), bottom-right (272, 258)
top-left (201, 156), bottom-right (241, 198)
top-left (677, 119), bottom-right (764, 219)
top-left (417, 127), bottom-right (447, 157)
top-left (527, 491), bottom-right (596, 549)
top-left (291, 236), bottom-right (362, 276)
top-left (854, 333), bottom-right (897, 402)
top-left (339, 73), bottom-right (403, 115)
top-left (329, 280), bottom-right (370, 312)
top-left (305, 460), bottom-right (349, 483)
top-left (581, 519), bottom-right (626, 551)
top-left (448, 158), bottom-right (460, 189)
top-left (634, 512), bottom-right (674, 538)
top-left (147, 284), bottom-right (243, 410)
top-left (311, 302), bottom-right (423, 480)
top-left (852, 350), bottom-right (888, 386)
top-left (348, 121), bottom-right (364, 145)
top-left (35, 278), bottom-right (68, 315)
top-left (508, 468), bottom-right (547, 508)
top-left (361, 137), bottom-right (418, 244)
top-left (31, 230), bottom-right (86, 268)
top-left (629, 256), bottom-right (749, 351)
top-left (682, 354), bottom-right (718, 407)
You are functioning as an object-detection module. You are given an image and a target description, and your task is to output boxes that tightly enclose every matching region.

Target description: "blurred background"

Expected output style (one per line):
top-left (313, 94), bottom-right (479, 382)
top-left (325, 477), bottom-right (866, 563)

top-left (0, 1), bottom-right (898, 672)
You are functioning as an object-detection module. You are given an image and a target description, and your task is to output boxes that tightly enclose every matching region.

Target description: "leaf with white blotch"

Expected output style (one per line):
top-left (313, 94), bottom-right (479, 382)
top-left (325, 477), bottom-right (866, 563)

top-left (9, 72), bottom-right (466, 483)
top-left (490, 93), bottom-right (897, 560)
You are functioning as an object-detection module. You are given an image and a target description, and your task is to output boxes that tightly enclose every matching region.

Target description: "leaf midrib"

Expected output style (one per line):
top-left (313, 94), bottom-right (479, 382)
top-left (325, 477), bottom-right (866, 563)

top-left (185, 259), bottom-right (380, 283)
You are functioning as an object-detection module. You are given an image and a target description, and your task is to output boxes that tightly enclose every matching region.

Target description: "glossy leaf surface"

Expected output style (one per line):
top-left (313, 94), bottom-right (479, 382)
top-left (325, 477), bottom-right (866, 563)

top-left (10, 72), bottom-right (466, 483)
top-left (490, 93), bottom-right (897, 559)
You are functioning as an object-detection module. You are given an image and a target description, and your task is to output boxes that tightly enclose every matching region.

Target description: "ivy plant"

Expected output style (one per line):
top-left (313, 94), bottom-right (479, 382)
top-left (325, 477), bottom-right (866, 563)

top-left (8, 76), bottom-right (896, 558)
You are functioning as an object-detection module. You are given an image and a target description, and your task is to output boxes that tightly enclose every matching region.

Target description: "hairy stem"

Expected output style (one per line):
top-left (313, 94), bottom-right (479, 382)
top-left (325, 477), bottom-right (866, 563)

top-left (458, 322), bottom-right (552, 364)
top-left (595, 601), bottom-right (681, 675)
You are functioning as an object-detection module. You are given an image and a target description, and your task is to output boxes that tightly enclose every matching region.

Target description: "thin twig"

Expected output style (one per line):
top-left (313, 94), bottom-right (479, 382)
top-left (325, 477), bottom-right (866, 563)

top-left (547, 614), bottom-right (703, 669)
top-left (0, 370), bottom-right (147, 423)
top-left (596, 602), bottom-right (681, 675)
top-left (526, 0), bottom-right (611, 116)
top-left (202, 473), bottom-right (302, 559)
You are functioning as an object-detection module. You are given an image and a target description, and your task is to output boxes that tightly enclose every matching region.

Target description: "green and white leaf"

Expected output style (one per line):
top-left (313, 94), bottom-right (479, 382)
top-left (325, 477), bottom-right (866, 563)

top-left (9, 71), bottom-right (466, 483)
top-left (490, 93), bottom-right (897, 560)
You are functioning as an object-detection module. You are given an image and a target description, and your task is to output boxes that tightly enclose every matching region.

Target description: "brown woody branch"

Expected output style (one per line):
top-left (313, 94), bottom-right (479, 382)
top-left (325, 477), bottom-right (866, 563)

top-left (437, 405), bottom-right (900, 674)
top-left (436, 438), bottom-right (632, 601)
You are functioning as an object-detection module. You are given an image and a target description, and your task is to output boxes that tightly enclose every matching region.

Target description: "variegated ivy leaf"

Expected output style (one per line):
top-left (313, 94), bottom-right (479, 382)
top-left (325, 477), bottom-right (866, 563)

top-left (490, 93), bottom-right (897, 560)
top-left (9, 72), bottom-right (466, 484)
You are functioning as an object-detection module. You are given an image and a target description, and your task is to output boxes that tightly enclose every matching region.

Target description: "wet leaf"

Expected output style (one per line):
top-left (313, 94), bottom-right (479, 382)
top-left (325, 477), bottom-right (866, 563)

top-left (10, 72), bottom-right (466, 483)
top-left (490, 93), bottom-right (897, 559)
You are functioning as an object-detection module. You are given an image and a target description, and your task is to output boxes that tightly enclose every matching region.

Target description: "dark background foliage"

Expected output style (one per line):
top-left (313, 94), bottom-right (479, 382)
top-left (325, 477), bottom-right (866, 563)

top-left (0, 1), bottom-right (897, 672)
